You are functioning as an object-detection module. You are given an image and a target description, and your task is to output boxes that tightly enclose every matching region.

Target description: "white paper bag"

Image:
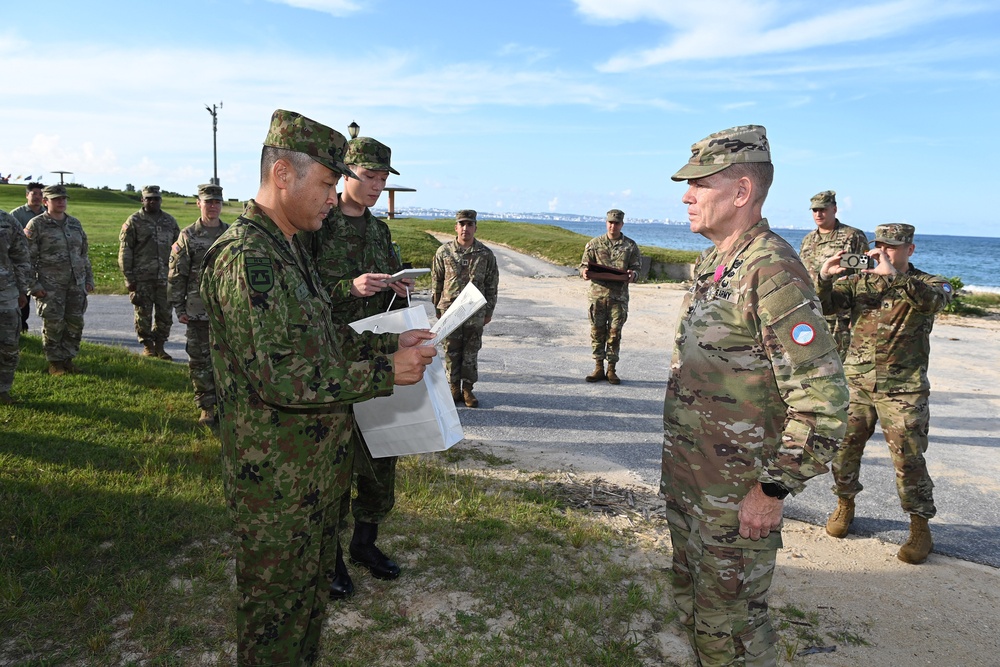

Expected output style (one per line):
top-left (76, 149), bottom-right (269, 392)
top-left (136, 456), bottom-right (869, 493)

top-left (349, 304), bottom-right (463, 457)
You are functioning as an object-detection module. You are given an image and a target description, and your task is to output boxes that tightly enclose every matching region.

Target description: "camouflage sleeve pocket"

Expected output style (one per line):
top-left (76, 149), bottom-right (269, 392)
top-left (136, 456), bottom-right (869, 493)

top-left (758, 282), bottom-right (835, 368)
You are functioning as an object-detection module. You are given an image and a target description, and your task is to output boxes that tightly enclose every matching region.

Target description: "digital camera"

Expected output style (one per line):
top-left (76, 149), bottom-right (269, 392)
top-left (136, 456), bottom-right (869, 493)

top-left (839, 253), bottom-right (874, 270)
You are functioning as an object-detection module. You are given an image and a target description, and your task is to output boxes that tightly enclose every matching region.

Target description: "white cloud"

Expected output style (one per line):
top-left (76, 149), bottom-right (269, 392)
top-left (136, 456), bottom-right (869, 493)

top-left (497, 43), bottom-right (554, 64)
top-left (548, 197), bottom-right (559, 212)
top-left (265, 0), bottom-right (366, 17)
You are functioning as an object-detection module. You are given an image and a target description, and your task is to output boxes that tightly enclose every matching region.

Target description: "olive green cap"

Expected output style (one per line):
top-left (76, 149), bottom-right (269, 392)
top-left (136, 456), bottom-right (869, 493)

top-left (198, 183), bottom-right (224, 201)
top-left (263, 109), bottom-right (357, 180)
top-left (810, 190), bottom-right (837, 209)
top-left (345, 137), bottom-right (399, 175)
top-left (142, 185), bottom-right (162, 199)
top-left (671, 125), bottom-right (771, 181)
top-left (456, 209), bottom-right (477, 223)
top-left (873, 223), bottom-right (915, 246)
top-left (42, 184), bottom-right (68, 199)
top-left (606, 209), bottom-right (625, 223)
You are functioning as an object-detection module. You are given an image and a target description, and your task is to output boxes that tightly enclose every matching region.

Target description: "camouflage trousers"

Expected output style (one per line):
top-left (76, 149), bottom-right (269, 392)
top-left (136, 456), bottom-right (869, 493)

top-left (589, 296), bottom-right (628, 363)
top-left (0, 307), bottom-right (21, 393)
top-left (443, 311), bottom-right (486, 384)
top-left (129, 280), bottom-right (172, 346)
top-left (185, 321), bottom-right (216, 409)
top-left (338, 425), bottom-right (397, 531)
top-left (825, 315), bottom-right (853, 361)
top-left (665, 504), bottom-right (779, 667)
top-left (831, 386), bottom-right (936, 518)
top-left (36, 284), bottom-right (87, 362)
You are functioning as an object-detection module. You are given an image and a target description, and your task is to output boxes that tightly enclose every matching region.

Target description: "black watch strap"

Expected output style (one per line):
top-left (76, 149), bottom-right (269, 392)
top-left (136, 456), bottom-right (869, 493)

top-left (760, 482), bottom-right (790, 500)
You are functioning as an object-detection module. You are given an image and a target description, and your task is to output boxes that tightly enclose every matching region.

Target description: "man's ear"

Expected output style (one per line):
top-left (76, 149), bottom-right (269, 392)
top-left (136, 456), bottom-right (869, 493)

top-left (272, 159), bottom-right (292, 191)
top-left (733, 176), bottom-right (753, 208)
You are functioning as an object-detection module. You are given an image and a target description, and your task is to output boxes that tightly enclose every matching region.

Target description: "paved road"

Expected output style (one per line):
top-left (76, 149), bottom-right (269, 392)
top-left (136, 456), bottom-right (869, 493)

top-left (59, 243), bottom-right (1000, 567)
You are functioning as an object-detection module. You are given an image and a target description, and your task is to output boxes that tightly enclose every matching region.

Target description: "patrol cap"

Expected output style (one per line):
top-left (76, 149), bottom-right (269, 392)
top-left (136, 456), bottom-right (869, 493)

top-left (345, 137), bottom-right (400, 175)
top-left (606, 209), bottom-right (625, 223)
top-left (263, 109), bottom-right (357, 180)
top-left (142, 185), bottom-right (163, 199)
top-left (42, 184), bottom-right (68, 199)
top-left (456, 209), bottom-right (477, 223)
top-left (671, 125), bottom-right (771, 182)
top-left (197, 183), bottom-right (224, 201)
top-left (810, 190), bottom-right (837, 209)
top-left (873, 223), bottom-right (915, 246)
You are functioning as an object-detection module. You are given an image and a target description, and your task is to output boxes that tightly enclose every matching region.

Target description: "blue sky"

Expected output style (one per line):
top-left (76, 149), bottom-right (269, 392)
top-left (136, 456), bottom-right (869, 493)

top-left (2, 0), bottom-right (998, 236)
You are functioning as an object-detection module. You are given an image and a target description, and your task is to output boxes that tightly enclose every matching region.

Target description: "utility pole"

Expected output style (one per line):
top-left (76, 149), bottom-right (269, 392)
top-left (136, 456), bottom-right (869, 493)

top-left (205, 102), bottom-right (223, 185)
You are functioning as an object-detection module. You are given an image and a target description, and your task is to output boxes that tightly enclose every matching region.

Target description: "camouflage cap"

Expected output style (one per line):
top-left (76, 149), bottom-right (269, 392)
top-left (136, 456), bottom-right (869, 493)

top-left (142, 185), bottom-right (162, 199)
top-left (456, 209), bottom-right (477, 223)
top-left (671, 125), bottom-right (771, 182)
top-left (197, 183), bottom-right (224, 201)
top-left (873, 223), bottom-right (915, 246)
top-left (606, 209), bottom-right (625, 223)
top-left (42, 184), bottom-right (68, 199)
top-left (345, 137), bottom-right (400, 175)
top-left (263, 109), bottom-right (357, 180)
top-left (810, 190), bottom-right (837, 210)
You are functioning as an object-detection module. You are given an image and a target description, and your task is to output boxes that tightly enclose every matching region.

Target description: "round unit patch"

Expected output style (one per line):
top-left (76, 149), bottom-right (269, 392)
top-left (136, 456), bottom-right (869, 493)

top-left (791, 322), bottom-right (816, 346)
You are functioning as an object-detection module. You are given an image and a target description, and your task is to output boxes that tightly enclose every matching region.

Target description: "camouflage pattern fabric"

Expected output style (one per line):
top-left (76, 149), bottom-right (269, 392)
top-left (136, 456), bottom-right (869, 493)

top-left (200, 200), bottom-right (400, 659)
top-left (128, 280), bottom-right (172, 346)
top-left (24, 213), bottom-right (93, 362)
top-left (118, 208), bottom-right (180, 284)
top-left (263, 109), bottom-right (356, 180)
top-left (581, 233), bottom-right (641, 361)
top-left (671, 125), bottom-right (771, 181)
top-left (0, 308), bottom-right (21, 393)
top-left (0, 211), bottom-right (31, 392)
top-left (798, 220), bottom-right (869, 357)
top-left (169, 219), bottom-right (229, 408)
top-left (431, 239), bottom-right (499, 383)
top-left (344, 136), bottom-right (399, 174)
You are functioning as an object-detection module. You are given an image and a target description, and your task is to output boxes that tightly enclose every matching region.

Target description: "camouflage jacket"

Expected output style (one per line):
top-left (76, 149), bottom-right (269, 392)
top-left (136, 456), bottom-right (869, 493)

top-left (118, 209), bottom-right (180, 285)
top-left (303, 203), bottom-right (403, 325)
top-left (24, 213), bottom-right (94, 293)
top-left (817, 265), bottom-right (952, 394)
top-left (9, 205), bottom-right (44, 230)
top-left (167, 219), bottom-right (229, 321)
top-left (581, 234), bottom-right (642, 304)
top-left (799, 221), bottom-right (869, 318)
top-left (0, 210), bottom-right (31, 304)
top-left (662, 219), bottom-right (848, 544)
top-left (431, 239), bottom-right (499, 319)
top-left (200, 200), bottom-right (399, 524)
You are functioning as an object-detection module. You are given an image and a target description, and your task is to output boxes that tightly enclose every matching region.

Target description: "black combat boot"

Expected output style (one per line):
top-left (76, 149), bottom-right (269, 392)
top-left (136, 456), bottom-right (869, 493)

top-left (349, 521), bottom-right (400, 580)
top-left (329, 542), bottom-right (354, 599)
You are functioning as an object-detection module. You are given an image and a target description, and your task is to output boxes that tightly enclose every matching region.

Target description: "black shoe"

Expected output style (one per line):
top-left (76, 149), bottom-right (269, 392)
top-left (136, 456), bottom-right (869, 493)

top-left (350, 521), bottom-right (401, 580)
top-left (330, 543), bottom-right (354, 599)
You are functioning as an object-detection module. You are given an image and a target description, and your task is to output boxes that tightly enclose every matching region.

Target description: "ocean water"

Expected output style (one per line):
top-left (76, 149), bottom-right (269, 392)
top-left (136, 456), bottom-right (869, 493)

top-left (521, 220), bottom-right (1000, 292)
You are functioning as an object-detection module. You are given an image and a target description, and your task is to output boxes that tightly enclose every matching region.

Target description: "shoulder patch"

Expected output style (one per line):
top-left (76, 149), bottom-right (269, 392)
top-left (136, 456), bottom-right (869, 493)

top-left (791, 322), bottom-right (816, 346)
top-left (246, 256), bottom-right (274, 293)
top-left (942, 282), bottom-right (953, 293)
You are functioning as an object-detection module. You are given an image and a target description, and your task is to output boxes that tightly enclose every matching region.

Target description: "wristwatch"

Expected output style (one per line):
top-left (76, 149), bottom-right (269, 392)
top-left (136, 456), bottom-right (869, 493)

top-left (759, 482), bottom-right (790, 500)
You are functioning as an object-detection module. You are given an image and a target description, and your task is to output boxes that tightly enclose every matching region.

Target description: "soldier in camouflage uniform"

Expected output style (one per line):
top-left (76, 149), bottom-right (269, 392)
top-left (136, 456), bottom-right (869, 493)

top-left (431, 210), bottom-right (499, 408)
top-left (580, 209), bottom-right (642, 384)
top-left (200, 109), bottom-right (435, 666)
top-left (119, 185), bottom-right (180, 360)
top-left (0, 208), bottom-right (31, 404)
top-left (168, 183), bottom-right (229, 426)
top-left (24, 185), bottom-right (95, 376)
top-left (798, 190), bottom-right (869, 358)
top-left (817, 223), bottom-right (952, 565)
top-left (662, 126), bottom-right (849, 666)
top-left (303, 135), bottom-right (414, 595)
top-left (9, 182), bottom-right (46, 333)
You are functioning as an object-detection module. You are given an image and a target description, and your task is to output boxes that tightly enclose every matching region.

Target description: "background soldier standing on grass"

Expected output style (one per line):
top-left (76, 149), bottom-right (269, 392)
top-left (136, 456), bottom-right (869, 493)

top-left (24, 185), bottom-right (94, 376)
top-left (662, 125), bottom-right (848, 666)
top-left (167, 183), bottom-right (229, 427)
top-left (798, 190), bottom-right (869, 357)
top-left (119, 185), bottom-right (180, 360)
top-left (0, 208), bottom-right (31, 404)
top-left (431, 209), bottom-right (499, 408)
top-left (818, 223), bottom-right (952, 565)
top-left (579, 208), bottom-right (641, 385)
top-left (9, 182), bottom-right (46, 333)
top-left (303, 135), bottom-right (413, 596)
top-left (200, 109), bottom-right (435, 666)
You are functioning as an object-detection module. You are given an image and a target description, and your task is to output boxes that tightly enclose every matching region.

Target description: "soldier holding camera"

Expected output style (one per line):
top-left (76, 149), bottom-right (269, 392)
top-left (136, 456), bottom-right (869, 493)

top-left (817, 223), bottom-right (953, 565)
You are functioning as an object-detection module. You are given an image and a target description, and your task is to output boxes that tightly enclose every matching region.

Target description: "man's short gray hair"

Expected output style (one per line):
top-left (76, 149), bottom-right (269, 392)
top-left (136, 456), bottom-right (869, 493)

top-left (725, 162), bottom-right (774, 203)
top-left (260, 146), bottom-right (315, 185)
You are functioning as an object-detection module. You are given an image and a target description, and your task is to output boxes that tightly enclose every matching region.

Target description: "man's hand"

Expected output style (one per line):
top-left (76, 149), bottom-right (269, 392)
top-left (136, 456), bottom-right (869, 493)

top-left (868, 247), bottom-right (898, 277)
top-left (580, 267), bottom-right (590, 281)
top-left (819, 251), bottom-right (847, 281)
top-left (178, 314), bottom-right (190, 324)
top-left (398, 328), bottom-right (434, 348)
top-left (392, 345), bottom-right (436, 385)
top-left (17, 293), bottom-right (27, 309)
top-left (31, 288), bottom-right (46, 299)
top-left (350, 273), bottom-right (391, 298)
top-left (737, 484), bottom-right (785, 540)
top-left (126, 282), bottom-right (136, 293)
top-left (389, 277), bottom-right (414, 298)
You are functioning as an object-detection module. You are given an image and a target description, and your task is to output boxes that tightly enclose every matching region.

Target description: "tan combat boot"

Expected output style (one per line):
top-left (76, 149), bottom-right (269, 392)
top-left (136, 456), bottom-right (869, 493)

top-left (451, 382), bottom-right (463, 404)
top-left (606, 363), bottom-right (621, 385)
top-left (48, 361), bottom-right (66, 376)
top-left (585, 361), bottom-right (605, 382)
top-left (462, 383), bottom-right (479, 408)
top-left (154, 341), bottom-right (173, 361)
top-left (141, 344), bottom-right (156, 357)
top-left (63, 359), bottom-right (81, 374)
top-left (825, 497), bottom-right (855, 538)
top-left (198, 408), bottom-right (216, 427)
top-left (0, 392), bottom-right (15, 405)
top-left (897, 515), bottom-right (933, 564)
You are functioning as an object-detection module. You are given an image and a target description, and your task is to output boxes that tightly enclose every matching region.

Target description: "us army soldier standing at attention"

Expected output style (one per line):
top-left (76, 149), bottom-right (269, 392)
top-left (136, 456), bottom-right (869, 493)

top-left (168, 183), bottom-right (229, 427)
top-left (662, 125), bottom-right (848, 666)
top-left (9, 182), bottom-right (46, 332)
top-left (0, 208), bottom-right (31, 404)
top-left (431, 210), bottom-right (499, 408)
top-left (119, 185), bottom-right (180, 360)
top-left (200, 109), bottom-right (435, 666)
top-left (818, 223), bottom-right (952, 565)
top-left (580, 208), bottom-right (641, 384)
top-left (798, 190), bottom-right (869, 357)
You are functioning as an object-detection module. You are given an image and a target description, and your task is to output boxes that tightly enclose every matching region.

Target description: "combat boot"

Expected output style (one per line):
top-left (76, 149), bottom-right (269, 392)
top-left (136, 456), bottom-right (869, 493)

top-left (451, 381), bottom-right (463, 404)
top-left (63, 359), bottom-right (82, 374)
top-left (198, 408), bottom-right (216, 427)
top-left (462, 383), bottom-right (479, 408)
top-left (48, 361), bottom-right (66, 376)
top-left (350, 521), bottom-right (401, 580)
top-left (153, 341), bottom-right (173, 361)
top-left (825, 497), bottom-right (855, 538)
top-left (0, 392), bottom-right (15, 405)
top-left (898, 515), bottom-right (933, 564)
top-left (606, 363), bottom-right (621, 385)
top-left (141, 344), bottom-right (156, 357)
top-left (330, 542), bottom-right (354, 599)
top-left (585, 361), bottom-right (605, 382)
